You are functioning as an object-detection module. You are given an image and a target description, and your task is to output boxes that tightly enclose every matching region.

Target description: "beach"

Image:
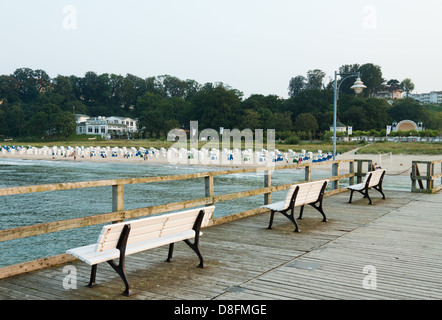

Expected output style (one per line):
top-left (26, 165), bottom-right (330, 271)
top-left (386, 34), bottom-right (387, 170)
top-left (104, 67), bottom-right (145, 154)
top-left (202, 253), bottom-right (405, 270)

top-left (1, 145), bottom-right (440, 177)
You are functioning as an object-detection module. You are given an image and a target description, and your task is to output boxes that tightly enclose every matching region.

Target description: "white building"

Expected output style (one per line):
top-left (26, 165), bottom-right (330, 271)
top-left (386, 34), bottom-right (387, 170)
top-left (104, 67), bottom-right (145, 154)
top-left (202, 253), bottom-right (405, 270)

top-left (329, 121), bottom-right (347, 133)
top-left (76, 115), bottom-right (138, 137)
top-left (106, 116), bottom-right (138, 132)
top-left (374, 88), bottom-right (403, 100)
top-left (409, 91), bottom-right (442, 104)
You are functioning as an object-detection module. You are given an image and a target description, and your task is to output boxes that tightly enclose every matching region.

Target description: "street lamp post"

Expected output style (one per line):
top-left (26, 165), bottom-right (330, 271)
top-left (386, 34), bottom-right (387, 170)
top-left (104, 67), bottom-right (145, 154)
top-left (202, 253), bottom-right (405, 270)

top-left (332, 71), bottom-right (366, 161)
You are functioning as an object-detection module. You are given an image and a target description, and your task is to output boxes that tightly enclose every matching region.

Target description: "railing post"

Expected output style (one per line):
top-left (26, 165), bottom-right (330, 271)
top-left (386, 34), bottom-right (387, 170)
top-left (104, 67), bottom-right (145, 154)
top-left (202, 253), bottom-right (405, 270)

top-left (304, 164), bottom-right (311, 182)
top-left (411, 162), bottom-right (417, 192)
top-left (332, 162), bottom-right (339, 190)
top-left (349, 161), bottom-right (355, 186)
top-left (428, 162), bottom-right (435, 190)
top-left (112, 184), bottom-right (124, 223)
top-left (357, 160), bottom-right (363, 184)
top-left (205, 175), bottom-right (214, 206)
top-left (264, 170), bottom-right (271, 205)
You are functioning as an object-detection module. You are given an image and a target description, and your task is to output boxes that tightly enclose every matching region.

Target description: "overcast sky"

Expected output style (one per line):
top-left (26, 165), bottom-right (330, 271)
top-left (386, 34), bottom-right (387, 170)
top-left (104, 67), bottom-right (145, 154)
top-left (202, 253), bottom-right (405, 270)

top-left (1, 0), bottom-right (441, 98)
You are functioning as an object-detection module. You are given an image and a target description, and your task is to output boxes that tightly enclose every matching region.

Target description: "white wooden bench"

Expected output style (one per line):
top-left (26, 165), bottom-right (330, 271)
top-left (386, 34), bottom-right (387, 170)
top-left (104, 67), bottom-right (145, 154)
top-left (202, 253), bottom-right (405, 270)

top-left (66, 206), bottom-right (215, 296)
top-left (347, 169), bottom-right (386, 205)
top-left (262, 180), bottom-right (329, 233)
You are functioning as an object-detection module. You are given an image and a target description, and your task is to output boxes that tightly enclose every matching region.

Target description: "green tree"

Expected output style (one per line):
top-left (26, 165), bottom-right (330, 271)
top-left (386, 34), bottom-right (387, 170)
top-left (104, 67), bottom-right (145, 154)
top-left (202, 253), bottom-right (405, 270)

top-left (6, 104), bottom-right (25, 137)
top-left (340, 96), bottom-right (390, 131)
top-left (0, 75), bottom-right (20, 103)
top-left (386, 79), bottom-right (400, 90)
top-left (306, 69), bottom-right (326, 90)
top-left (190, 83), bottom-right (242, 130)
top-left (267, 112), bottom-right (293, 132)
top-left (158, 75), bottom-right (189, 99)
top-left (0, 105), bottom-right (8, 136)
top-left (240, 109), bottom-right (262, 130)
top-left (294, 113), bottom-right (318, 139)
top-left (399, 78), bottom-right (415, 97)
top-left (27, 111), bottom-right (49, 136)
top-left (80, 72), bottom-right (112, 106)
top-left (12, 68), bottom-right (40, 102)
top-left (288, 89), bottom-right (334, 132)
top-left (53, 111), bottom-right (76, 138)
top-left (358, 63), bottom-right (384, 97)
top-left (53, 75), bottom-right (75, 103)
top-left (288, 75), bottom-right (306, 98)
top-left (120, 74), bottom-right (149, 110)
top-left (388, 98), bottom-right (430, 124)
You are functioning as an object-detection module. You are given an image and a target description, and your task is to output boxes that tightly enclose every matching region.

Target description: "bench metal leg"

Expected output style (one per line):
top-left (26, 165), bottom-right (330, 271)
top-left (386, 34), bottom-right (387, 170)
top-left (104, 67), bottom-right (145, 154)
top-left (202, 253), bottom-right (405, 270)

top-left (310, 203), bottom-right (327, 223)
top-left (349, 188), bottom-right (373, 205)
top-left (366, 192), bottom-right (373, 205)
top-left (268, 210), bottom-right (300, 232)
top-left (360, 187), bottom-right (372, 205)
top-left (374, 186), bottom-right (386, 199)
top-left (107, 259), bottom-right (132, 296)
top-left (86, 225), bottom-right (133, 296)
top-left (108, 224), bottom-right (133, 296)
top-left (166, 243), bottom-right (174, 263)
top-left (267, 211), bottom-right (275, 230)
top-left (281, 210), bottom-right (300, 233)
top-left (348, 190), bottom-right (355, 203)
top-left (87, 265), bottom-right (97, 288)
top-left (184, 239), bottom-right (204, 268)
top-left (298, 206), bottom-right (305, 220)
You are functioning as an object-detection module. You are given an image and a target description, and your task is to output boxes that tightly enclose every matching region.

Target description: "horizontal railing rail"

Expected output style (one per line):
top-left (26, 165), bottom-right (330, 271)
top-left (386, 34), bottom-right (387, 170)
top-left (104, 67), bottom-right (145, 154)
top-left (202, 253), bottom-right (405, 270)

top-left (0, 159), bottom-right (374, 279)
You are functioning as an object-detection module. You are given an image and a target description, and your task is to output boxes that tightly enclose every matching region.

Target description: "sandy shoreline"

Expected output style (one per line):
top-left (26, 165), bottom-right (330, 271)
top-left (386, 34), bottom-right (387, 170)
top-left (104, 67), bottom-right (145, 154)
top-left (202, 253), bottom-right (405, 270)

top-left (1, 147), bottom-right (440, 177)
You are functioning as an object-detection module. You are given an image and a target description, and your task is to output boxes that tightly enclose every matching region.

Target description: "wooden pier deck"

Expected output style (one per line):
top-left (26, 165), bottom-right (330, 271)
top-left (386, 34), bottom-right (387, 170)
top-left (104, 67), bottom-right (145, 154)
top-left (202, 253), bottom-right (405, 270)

top-left (1, 190), bottom-right (441, 301)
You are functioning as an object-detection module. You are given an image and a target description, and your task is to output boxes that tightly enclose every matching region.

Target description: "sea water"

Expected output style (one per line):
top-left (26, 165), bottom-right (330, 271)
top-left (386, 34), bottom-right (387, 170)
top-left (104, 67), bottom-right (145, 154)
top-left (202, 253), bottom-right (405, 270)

top-left (0, 158), bottom-right (410, 267)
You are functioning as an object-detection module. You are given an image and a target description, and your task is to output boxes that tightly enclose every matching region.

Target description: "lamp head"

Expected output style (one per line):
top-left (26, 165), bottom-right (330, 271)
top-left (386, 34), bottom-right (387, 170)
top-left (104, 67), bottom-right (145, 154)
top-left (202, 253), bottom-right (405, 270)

top-left (350, 77), bottom-right (367, 94)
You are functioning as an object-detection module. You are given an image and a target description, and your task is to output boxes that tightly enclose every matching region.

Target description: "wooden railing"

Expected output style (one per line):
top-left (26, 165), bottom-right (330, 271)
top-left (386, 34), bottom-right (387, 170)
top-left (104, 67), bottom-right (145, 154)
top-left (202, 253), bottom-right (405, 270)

top-left (0, 159), bottom-right (374, 279)
top-left (411, 160), bottom-right (442, 193)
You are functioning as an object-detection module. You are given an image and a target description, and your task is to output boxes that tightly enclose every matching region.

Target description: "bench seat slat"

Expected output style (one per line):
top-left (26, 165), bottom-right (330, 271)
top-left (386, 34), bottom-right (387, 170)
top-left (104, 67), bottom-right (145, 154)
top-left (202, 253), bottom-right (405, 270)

top-left (97, 208), bottom-right (212, 238)
top-left (97, 218), bottom-right (199, 250)
top-left (95, 207), bottom-right (213, 252)
top-left (263, 201), bottom-right (285, 212)
top-left (68, 230), bottom-right (199, 265)
top-left (99, 222), bottom-right (198, 252)
top-left (125, 230), bottom-right (198, 257)
top-left (368, 171), bottom-right (384, 187)
top-left (348, 183), bottom-right (364, 191)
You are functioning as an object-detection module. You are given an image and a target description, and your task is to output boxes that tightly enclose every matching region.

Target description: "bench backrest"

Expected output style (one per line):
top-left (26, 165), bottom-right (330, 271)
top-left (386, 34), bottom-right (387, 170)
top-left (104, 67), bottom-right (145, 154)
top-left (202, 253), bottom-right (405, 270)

top-left (283, 180), bottom-right (329, 209)
top-left (94, 206), bottom-right (215, 253)
top-left (363, 169), bottom-right (386, 188)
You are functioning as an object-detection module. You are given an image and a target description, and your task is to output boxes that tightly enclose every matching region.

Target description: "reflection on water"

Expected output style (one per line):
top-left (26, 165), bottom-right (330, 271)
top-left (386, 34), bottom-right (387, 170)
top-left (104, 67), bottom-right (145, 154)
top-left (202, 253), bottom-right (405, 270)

top-left (0, 158), bottom-right (411, 267)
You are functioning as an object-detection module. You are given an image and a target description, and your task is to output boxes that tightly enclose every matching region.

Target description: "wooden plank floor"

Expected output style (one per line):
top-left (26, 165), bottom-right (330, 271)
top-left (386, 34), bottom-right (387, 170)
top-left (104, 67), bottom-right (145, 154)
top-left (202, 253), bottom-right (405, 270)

top-left (1, 190), bottom-right (441, 300)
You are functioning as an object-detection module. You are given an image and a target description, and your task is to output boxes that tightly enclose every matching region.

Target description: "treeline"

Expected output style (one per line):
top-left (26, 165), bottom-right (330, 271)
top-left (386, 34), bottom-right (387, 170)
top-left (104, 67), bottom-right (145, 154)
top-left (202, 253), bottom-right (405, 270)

top-left (0, 65), bottom-right (440, 141)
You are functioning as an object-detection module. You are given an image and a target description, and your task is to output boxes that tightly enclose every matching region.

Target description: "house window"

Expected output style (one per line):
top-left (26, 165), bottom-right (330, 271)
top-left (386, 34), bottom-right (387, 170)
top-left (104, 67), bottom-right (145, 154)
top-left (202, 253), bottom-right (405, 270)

top-left (95, 126), bottom-right (99, 134)
top-left (101, 126), bottom-right (106, 133)
top-left (88, 126), bottom-right (93, 133)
